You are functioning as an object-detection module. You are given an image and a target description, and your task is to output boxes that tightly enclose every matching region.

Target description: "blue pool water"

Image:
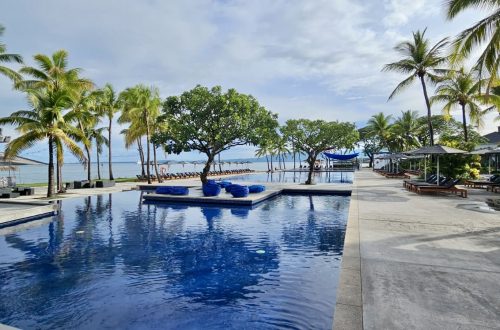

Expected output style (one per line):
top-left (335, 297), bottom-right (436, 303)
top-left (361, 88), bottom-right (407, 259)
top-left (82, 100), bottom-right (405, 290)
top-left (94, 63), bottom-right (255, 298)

top-left (228, 171), bottom-right (353, 184)
top-left (0, 191), bottom-right (349, 329)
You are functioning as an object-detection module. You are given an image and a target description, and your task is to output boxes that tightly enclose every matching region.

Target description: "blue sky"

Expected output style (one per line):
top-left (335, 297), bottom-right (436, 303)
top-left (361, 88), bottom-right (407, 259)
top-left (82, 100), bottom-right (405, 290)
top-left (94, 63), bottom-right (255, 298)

top-left (0, 0), bottom-right (497, 162)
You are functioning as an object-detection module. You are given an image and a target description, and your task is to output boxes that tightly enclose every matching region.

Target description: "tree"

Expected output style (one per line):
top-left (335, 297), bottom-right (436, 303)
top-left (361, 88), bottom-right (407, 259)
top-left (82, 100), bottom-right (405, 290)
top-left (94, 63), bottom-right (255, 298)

top-left (157, 85), bottom-right (278, 183)
top-left (0, 24), bottom-right (22, 81)
top-left (282, 119), bottom-right (359, 184)
top-left (383, 29), bottom-right (449, 145)
top-left (390, 110), bottom-right (423, 151)
top-left (88, 126), bottom-right (109, 180)
top-left (119, 85), bottom-right (161, 184)
top-left (446, 0), bottom-right (500, 90)
top-left (358, 127), bottom-right (383, 168)
top-left (365, 112), bottom-right (393, 150)
top-left (96, 84), bottom-right (120, 180)
top-left (0, 89), bottom-right (85, 197)
top-left (431, 68), bottom-right (499, 141)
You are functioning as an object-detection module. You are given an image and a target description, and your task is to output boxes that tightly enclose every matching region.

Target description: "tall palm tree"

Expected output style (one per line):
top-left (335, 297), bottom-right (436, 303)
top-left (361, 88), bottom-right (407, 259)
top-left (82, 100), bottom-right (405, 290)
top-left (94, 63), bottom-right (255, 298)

top-left (0, 89), bottom-right (85, 197)
top-left (431, 68), bottom-right (499, 141)
top-left (0, 24), bottom-right (22, 81)
top-left (366, 112), bottom-right (394, 150)
top-left (255, 145), bottom-right (271, 171)
top-left (119, 85), bottom-right (161, 184)
top-left (96, 84), bottom-right (120, 180)
top-left (383, 29), bottom-right (449, 145)
top-left (446, 1), bottom-right (500, 90)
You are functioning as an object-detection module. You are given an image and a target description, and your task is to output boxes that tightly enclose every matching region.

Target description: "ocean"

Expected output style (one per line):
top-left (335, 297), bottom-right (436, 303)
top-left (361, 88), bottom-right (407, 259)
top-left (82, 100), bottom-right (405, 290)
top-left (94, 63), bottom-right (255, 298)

top-left (1, 161), bottom-right (302, 184)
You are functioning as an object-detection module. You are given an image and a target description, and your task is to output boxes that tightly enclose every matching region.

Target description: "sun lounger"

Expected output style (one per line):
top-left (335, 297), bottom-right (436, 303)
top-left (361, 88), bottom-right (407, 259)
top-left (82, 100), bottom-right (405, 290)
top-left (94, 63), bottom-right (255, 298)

top-left (416, 179), bottom-right (467, 198)
top-left (464, 175), bottom-right (500, 188)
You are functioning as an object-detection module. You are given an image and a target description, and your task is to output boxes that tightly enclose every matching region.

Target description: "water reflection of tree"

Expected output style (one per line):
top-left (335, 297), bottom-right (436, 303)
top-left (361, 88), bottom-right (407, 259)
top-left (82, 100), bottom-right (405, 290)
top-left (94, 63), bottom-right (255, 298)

top-left (119, 204), bottom-right (279, 304)
top-left (281, 195), bottom-right (346, 254)
top-left (0, 194), bottom-right (118, 324)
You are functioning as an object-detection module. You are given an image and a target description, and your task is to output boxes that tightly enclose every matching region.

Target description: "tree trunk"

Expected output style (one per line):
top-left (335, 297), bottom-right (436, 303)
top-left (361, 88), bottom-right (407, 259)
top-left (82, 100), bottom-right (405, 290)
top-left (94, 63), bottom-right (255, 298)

top-left (145, 115), bottom-right (152, 184)
top-left (85, 144), bottom-right (91, 181)
top-left (306, 154), bottom-right (316, 185)
top-left (419, 75), bottom-right (434, 146)
top-left (270, 155), bottom-right (274, 171)
top-left (293, 145), bottom-right (296, 169)
top-left (47, 136), bottom-right (55, 197)
top-left (137, 138), bottom-right (146, 177)
top-left (108, 116), bottom-right (114, 180)
top-left (218, 153), bottom-right (222, 172)
top-left (461, 103), bottom-right (468, 142)
top-left (153, 143), bottom-right (162, 183)
top-left (282, 153), bottom-right (286, 169)
top-left (265, 154), bottom-right (270, 171)
top-left (58, 159), bottom-right (63, 192)
top-left (97, 149), bottom-right (101, 180)
top-left (201, 154), bottom-right (214, 183)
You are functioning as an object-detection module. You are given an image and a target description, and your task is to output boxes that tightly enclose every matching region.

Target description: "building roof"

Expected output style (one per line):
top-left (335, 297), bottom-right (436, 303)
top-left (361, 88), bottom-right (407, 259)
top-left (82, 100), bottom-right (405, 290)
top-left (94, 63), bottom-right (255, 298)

top-left (0, 153), bottom-right (46, 165)
top-left (482, 127), bottom-right (500, 144)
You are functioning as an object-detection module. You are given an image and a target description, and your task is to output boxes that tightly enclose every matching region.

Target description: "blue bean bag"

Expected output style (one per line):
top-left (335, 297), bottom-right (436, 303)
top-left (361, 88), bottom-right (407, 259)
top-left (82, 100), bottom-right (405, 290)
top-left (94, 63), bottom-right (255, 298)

top-left (202, 183), bottom-right (221, 197)
top-left (218, 181), bottom-right (232, 188)
top-left (155, 186), bottom-right (189, 195)
top-left (231, 185), bottom-right (249, 198)
top-left (248, 185), bottom-right (266, 193)
top-left (207, 179), bottom-right (217, 185)
top-left (225, 184), bottom-right (238, 193)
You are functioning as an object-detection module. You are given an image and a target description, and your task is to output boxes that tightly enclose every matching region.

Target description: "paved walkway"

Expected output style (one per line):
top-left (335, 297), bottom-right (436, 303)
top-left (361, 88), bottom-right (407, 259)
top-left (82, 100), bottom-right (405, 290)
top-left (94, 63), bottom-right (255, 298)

top-left (334, 170), bottom-right (500, 329)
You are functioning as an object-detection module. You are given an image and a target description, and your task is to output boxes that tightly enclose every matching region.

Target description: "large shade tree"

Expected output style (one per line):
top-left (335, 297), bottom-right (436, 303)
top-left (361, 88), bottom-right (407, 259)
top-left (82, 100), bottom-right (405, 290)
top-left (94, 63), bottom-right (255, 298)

top-left (157, 85), bottom-right (278, 183)
top-left (281, 119), bottom-right (359, 184)
top-left (446, 0), bottom-right (500, 90)
top-left (0, 24), bottom-right (22, 81)
top-left (383, 29), bottom-right (449, 146)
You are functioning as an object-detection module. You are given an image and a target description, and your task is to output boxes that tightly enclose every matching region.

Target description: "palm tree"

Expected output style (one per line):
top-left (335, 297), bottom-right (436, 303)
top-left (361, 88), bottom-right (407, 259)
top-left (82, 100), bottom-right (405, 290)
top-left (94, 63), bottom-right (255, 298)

top-left (383, 29), bottom-right (449, 145)
top-left (446, 1), bottom-right (500, 90)
top-left (119, 85), bottom-right (161, 184)
top-left (0, 89), bottom-right (85, 197)
top-left (255, 145), bottom-right (271, 171)
top-left (88, 126), bottom-right (109, 180)
top-left (366, 112), bottom-right (394, 150)
top-left (431, 68), bottom-right (499, 141)
top-left (0, 24), bottom-right (22, 81)
top-left (390, 110), bottom-right (422, 151)
top-left (96, 84), bottom-right (120, 180)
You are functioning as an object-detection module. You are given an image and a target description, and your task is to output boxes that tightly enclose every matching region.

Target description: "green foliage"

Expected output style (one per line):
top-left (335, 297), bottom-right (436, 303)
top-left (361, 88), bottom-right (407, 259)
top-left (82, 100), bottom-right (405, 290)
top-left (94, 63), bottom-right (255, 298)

top-left (282, 119), bottom-right (359, 184)
top-left (156, 85), bottom-right (278, 182)
top-left (0, 23), bottom-right (23, 81)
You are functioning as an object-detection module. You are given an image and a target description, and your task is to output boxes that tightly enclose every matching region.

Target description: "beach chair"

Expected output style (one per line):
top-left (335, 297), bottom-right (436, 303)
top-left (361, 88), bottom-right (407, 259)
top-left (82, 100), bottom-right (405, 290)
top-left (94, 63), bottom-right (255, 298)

top-left (416, 179), bottom-right (467, 198)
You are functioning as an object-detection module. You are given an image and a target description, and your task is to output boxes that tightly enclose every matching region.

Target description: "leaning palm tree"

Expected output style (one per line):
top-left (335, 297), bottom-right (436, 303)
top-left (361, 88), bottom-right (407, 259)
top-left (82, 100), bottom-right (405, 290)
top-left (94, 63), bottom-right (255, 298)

top-left (446, 1), bottom-right (500, 90)
top-left (119, 85), bottom-right (161, 184)
top-left (96, 84), bottom-right (120, 180)
top-left (431, 68), bottom-right (500, 141)
top-left (0, 89), bottom-right (86, 197)
top-left (383, 29), bottom-right (449, 146)
top-left (0, 24), bottom-right (22, 81)
top-left (88, 126), bottom-right (109, 180)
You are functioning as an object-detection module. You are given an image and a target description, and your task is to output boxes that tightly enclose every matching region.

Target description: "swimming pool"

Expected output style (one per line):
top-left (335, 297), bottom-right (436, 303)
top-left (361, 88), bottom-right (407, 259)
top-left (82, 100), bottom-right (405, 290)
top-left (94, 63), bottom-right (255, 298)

top-left (0, 191), bottom-right (349, 329)
top-left (228, 171), bottom-right (353, 184)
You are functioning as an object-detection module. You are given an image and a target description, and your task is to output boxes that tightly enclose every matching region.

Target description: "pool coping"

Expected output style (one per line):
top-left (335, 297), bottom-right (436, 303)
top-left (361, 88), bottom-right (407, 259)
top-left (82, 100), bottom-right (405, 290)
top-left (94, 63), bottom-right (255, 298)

top-left (332, 174), bottom-right (363, 330)
top-left (0, 201), bottom-right (59, 228)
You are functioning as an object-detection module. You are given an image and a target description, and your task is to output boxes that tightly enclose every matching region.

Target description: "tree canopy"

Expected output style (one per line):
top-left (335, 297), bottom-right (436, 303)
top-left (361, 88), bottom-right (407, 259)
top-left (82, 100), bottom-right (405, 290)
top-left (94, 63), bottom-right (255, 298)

top-left (156, 85), bottom-right (278, 183)
top-left (282, 119), bottom-right (359, 184)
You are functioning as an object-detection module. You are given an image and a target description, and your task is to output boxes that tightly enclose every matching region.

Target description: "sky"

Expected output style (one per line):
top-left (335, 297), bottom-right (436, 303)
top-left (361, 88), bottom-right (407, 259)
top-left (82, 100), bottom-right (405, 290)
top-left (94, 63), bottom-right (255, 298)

top-left (0, 0), bottom-right (497, 162)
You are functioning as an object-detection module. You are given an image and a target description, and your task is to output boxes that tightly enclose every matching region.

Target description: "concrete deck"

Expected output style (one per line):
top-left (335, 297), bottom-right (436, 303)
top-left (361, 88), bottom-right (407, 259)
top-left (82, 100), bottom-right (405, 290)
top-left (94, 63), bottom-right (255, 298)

top-left (334, 170), bottom-right (500, 330)
top-left (0, 200), bottom-right (58, 227)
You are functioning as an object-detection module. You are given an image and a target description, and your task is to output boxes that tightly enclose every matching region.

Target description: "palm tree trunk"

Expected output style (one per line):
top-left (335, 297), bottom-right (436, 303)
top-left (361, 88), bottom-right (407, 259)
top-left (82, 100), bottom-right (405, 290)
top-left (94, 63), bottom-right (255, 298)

top-left (265, 154), bottom-right (270, 171)
top-left (47, 136), bottom-right (55, 197)
top-left (419, 75), bottom-right (434, 146)
top-left (293, 144), bottom-right (296, 169)
top-left (145, 114), bottom-right (152, 184)
top-left (153, 143), bottom-right (162, 183)
top-left (218, 153), bottom-right (222, 172)
top-left (85, 145), bottom-right (91, 182)
top-left (57, 159), bottom-right (63, 192)
top-left (282, 153), bottom-right (286, 169)
top-left (270, 155), bottom-right (274, 171)
top-left (306, 154), bottom-right (315, 185)
top-left (97, 149), bottom-right (101, 180)
top-left (108, 116), bottom-right (114, 180)
top-left (137, 138), bottom-right (146, 176)
top-left (461, 103), bottom-right (468, 142)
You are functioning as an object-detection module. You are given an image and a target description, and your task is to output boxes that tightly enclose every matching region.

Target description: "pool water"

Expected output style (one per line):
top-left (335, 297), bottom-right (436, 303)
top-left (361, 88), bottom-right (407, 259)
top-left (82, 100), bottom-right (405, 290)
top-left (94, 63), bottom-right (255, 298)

top-left (228, 171), bottom-right (353, 184)
top-left (0, 191), bottom-right (349, 329)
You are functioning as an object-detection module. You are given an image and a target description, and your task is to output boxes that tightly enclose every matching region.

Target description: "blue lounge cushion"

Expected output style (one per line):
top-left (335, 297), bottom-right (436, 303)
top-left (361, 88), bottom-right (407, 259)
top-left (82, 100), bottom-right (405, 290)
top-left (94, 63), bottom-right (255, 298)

top-left (202, 183), bottom-right (221, 197)
top-left (230, 185), bottom-right (249, 198)
top-left (248, 185), bottom-right (265, 193)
